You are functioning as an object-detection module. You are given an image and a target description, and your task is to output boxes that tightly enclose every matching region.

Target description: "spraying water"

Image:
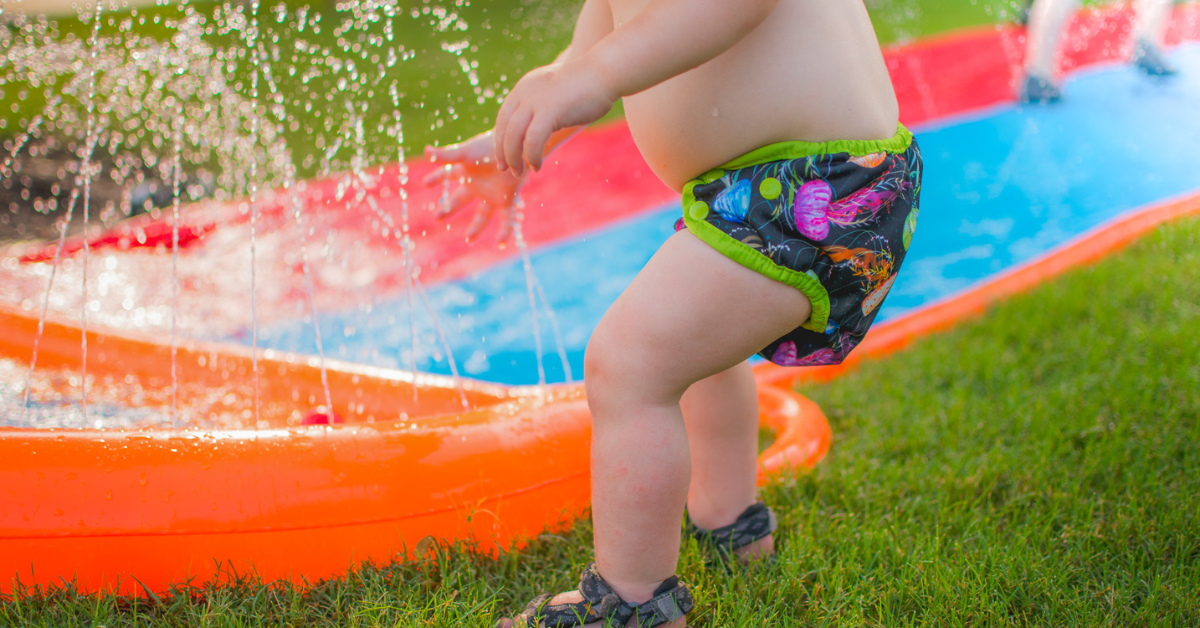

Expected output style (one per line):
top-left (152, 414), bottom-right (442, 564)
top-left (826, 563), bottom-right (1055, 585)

top-left (390, 99), bottom-right (420, 401)
top-left (78, 0), bottom-right (105, 427)
top-left (245, 0), bottom-right (263, 429)
top-left (251, 7), bottom-right (335, 417)
top-left (0, 0), bottom-right (583, 426)
top-left (20, 188), bottom-right (77, 427)
top-left (169, 102), bottom-right (184, 428)
top-left (510, 195), bottom-right (546, 389)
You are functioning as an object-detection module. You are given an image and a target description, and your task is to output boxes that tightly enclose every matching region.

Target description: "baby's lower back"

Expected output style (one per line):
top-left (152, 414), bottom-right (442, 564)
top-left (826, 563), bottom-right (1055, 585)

top-left (619, 0), bottom-right (900, 190)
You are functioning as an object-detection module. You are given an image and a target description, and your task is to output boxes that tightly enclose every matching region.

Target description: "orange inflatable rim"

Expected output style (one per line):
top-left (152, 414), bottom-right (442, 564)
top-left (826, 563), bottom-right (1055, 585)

top-left (0, 302), bottom-right (831, 594)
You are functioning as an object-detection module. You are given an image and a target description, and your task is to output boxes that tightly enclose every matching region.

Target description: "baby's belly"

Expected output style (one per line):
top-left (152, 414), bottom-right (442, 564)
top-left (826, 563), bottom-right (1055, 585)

top-left (618, 0), bottom-right (898, 191)
top-left (622, 76), bottom-right (796, 192)
top-left (625, 67), bottom-right (894, 191)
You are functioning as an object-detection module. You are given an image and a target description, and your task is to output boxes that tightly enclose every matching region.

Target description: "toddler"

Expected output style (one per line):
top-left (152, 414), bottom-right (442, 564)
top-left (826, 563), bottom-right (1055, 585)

top-left (425, 0), bottom-right (922, 625)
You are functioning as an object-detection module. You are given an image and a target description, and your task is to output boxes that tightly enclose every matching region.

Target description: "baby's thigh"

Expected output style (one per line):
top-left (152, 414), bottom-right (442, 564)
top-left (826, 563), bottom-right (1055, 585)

top-left (586, 230), bottom-right (811, 397)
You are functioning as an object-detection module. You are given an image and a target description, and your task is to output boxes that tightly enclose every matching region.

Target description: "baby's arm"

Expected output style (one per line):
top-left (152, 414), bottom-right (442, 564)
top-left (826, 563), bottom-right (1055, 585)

top-left (495, 0), bottom-right (781, 174)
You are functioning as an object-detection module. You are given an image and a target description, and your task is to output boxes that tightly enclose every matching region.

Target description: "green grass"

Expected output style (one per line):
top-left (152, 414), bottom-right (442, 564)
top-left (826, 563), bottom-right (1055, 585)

top-left (776, 214), bottom-right (1200, 625)
top-left (866, 0), bottom-right (1021, 45)
top-left (5, 216), bottom-right (1199, 626)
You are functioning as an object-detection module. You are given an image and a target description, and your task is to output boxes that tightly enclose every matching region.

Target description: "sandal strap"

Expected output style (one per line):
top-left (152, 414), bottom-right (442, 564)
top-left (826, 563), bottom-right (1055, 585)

top-left (630, 576), bottom-right (694, 628)
top-left (578, 564), bottom-right (636, 624)
top-left (513, 564), bottom-right (692, 628)
top-left (687, 502), bottom-right (777, 559)
top-left (515, 564), bottom-right (634, 627)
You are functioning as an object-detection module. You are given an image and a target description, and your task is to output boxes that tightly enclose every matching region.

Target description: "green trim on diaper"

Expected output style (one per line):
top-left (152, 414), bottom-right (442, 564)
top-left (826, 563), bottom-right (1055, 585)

top-left (676, 126), bottom-right (914, 335)
top-left (682, 213), bottom-right (830, 334)
top-left (718, 123), bottom-right (913, 171)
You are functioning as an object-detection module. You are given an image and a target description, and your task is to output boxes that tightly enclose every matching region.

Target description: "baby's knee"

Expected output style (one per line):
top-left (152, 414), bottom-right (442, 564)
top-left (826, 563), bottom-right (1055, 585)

top-left (584, 330), bottom-right (681, 410)
top-left (583, 332), bottom-right (626, 395)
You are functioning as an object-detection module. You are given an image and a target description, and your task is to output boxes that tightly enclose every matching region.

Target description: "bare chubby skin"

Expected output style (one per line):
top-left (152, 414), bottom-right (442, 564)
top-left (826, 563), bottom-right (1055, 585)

top-left (484, 0), bottom-right (898, 189)
top-left (425, 0), bottom-right (898, 224)
top-left (613, 0), bottom-right (899, 190)
top-left (424, 1), bottom-right (899, 626)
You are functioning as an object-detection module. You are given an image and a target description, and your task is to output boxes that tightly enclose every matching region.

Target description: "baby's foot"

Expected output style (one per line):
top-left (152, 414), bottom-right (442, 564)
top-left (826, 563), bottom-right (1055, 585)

top-left (731, 532), bottom-right (775, 564)
top-left (1020, 73), bottom-right (1062, 104)
top-left (687, 502), bottom-right (777, 569)
top-left (497, 565), bottom-right (692, 628)
top-left (496, 590), bottom-right (687, 628)
top-left (1132, 39), bottom-right (1178, 77)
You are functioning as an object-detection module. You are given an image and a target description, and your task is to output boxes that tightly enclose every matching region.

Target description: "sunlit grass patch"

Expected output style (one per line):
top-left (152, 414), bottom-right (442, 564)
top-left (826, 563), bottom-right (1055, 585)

top-left (771, 215), bottom-right (1200, 625)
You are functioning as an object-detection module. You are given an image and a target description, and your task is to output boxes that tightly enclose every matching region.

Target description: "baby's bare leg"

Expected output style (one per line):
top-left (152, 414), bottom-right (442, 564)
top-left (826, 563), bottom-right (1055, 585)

top-left (585, 230), bottom-right (810, 602)
top-left (499, 231), bottom-right (808, 627)
top-left (681, 362), bottom-right (774, 560)
top-left (681, 363), bottom-right (757, 529)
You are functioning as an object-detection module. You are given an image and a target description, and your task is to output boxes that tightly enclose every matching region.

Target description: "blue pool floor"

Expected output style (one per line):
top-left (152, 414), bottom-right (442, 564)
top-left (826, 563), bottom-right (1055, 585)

top-left (255, 44), bottom-right (1200, 385)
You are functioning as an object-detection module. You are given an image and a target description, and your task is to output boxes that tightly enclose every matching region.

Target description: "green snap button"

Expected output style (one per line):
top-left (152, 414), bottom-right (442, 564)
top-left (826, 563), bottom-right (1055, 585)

top-left (688, 201), bottom-right (709, 221)
top-left (759, 177), bottom-right (782, 200)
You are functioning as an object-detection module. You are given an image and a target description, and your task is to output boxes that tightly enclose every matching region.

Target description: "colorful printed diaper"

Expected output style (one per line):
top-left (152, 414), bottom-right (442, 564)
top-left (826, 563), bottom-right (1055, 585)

top-left (679, 124), bottom-right (923, 367)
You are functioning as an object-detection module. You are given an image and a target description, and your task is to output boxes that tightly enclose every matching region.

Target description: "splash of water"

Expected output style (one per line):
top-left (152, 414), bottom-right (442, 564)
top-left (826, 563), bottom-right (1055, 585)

top-left (413, 273), bottom-right (468, 409)
top-left (531, 267), bottom-right (572, 383)
top-left (245, 0), bottom-right (264, 429)
top-left (1, 0), bottom-right (570, 425)
top-left (0, 100), bottom-right (58, 180)
top-left (391, 104), bottom-right (420, 401)
top-left (510, 195), bottom-right (546, 389)
top-left (170, 108), bottom-right (182, 429)
top-left (249, 8), bottom-right (335, 418)
top-left (20, 189), bottom-right (78, 427)
top-left (78, 0), bottom-right (107, 427)
top-left (361, 184), bottom-right (469, 407)
top-left (3, 1), bottom-right (293, 426)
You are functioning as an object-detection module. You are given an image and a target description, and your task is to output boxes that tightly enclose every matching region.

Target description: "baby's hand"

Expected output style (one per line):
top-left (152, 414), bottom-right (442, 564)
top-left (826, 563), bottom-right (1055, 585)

top-left (494, 61), bottom-right (614, 175)
top-left (423, 131), bottom-right (523, 242)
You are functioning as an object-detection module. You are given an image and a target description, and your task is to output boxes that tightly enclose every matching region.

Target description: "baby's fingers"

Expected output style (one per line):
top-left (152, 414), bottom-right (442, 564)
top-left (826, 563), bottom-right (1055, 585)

top-left (424, 143), bottom-right (468, 165)
top-left (522, 116), bottom-right (553, 172)
top-left (422, 163), bottom-right (462, 188)
top-left (502, 108), bottom-right (534, 177)
top-left (493, 98), bottom-right (515, 171)
top-left (495, 203), bottom-right (515, 243)
top-left (435, 186), bottom-right (475, 219)
top-left (465, 201), bottom-right (498, 241)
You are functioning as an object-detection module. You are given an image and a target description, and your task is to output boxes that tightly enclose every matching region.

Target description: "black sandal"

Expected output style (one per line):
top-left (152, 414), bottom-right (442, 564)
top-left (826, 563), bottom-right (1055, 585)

top-left (685, 502), bottom-right (777, 568)
top-left (505, 563), bottom-right (693, 628)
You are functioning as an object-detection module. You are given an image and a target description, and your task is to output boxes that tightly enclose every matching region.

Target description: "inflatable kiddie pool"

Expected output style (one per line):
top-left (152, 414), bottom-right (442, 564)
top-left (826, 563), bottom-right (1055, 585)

top-left (4, 3), bottom-right (1200, 595)
top-left (0, 303), bottom-right (830, 594)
